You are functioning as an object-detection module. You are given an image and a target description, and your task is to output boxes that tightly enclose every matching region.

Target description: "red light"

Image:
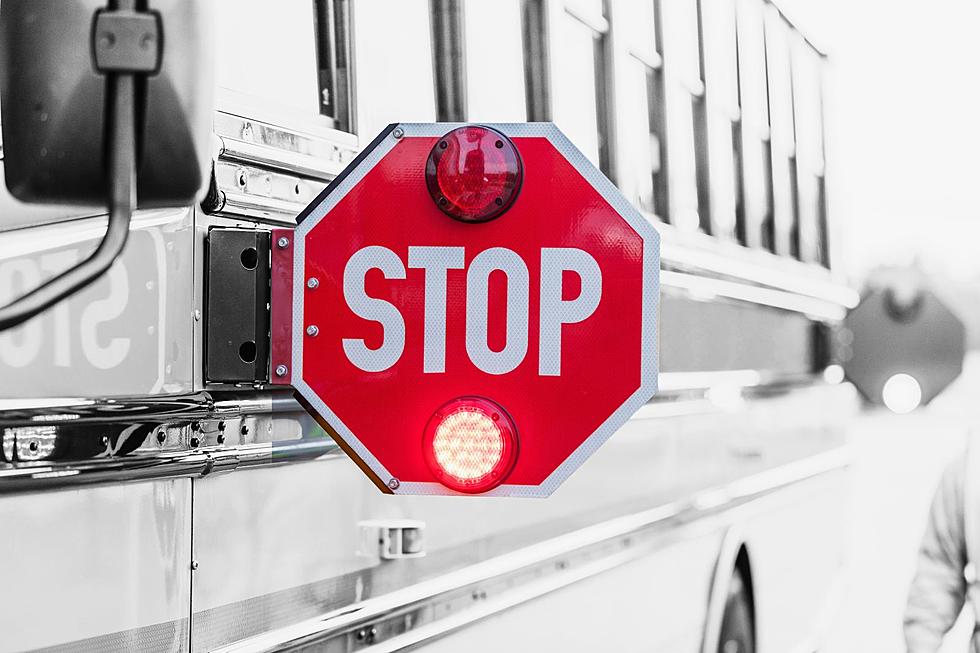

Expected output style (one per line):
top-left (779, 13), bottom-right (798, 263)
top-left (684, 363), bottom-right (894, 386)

top-left (422, 396), bottom-right (519, 493)
top-left (425, 125), bottom-right (523, 223)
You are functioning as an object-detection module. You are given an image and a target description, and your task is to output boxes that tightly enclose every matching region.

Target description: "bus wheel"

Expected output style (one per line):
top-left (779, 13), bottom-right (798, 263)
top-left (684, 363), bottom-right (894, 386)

top-left (717, 569), bottom-right (755, 653)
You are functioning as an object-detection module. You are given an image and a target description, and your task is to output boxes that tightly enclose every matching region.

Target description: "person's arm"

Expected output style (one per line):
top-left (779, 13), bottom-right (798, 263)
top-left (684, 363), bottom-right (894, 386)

top-left (904, 457), bottom-right (968, 653)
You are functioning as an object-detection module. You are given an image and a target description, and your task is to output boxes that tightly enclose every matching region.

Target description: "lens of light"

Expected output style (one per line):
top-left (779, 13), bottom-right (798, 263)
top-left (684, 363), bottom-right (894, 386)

top-left (422, 397), bottom-right (518, 493)
top-left (881, 373), bottom-right (922, 414)
top-left (425, 125), bottom-right (523, 223)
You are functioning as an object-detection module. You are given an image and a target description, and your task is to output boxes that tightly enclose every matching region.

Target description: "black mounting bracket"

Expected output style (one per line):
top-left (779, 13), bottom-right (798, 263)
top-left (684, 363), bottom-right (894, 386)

top-left (204, 228), bottom-right (271, 384)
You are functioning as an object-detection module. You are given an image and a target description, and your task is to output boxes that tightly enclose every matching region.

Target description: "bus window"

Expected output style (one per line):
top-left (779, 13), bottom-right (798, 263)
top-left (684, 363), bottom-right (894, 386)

top-left (792, 37), bottom-right (829, 266)
top-left (617, 0), bottom-right (665, 217)
top-left (462, 0), bottom-right (527, 122)
top-left (735, 0), bottom-right (773, 252)
top-left (215, 0), bottom-right (323, 120)
top-left (764, 9), bottom-right (799, 259)
top-left (430, 0), bottom-right (467, 121)
top-left (701, 0), bottom-right (740, 241)
top-left (549, 1), bottom-right (613, 177)
top-left (354, 0), bottom-right (438, 139)
top-left (430, 0), bottom-right (527, 122)
top-left (314, 0), bottom-right (354, 132)
top-left (661, 0), bottom-right (704, 232)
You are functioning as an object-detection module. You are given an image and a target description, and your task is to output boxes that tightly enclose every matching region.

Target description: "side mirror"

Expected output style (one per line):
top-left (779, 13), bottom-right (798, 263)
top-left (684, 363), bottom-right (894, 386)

top-left (0, 0), bottom-right (214, 330)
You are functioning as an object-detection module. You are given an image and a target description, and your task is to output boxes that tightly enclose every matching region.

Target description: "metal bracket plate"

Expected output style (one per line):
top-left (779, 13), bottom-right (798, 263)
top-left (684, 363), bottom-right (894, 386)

top-left (205, 229), bottom-right (271, 383)
top-left (93, 9), bottom-right (161, 74)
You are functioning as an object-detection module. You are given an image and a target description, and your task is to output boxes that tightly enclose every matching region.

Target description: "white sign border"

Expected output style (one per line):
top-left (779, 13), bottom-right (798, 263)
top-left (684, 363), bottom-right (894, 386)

top-left (292, 122), bottom-right (660, 498)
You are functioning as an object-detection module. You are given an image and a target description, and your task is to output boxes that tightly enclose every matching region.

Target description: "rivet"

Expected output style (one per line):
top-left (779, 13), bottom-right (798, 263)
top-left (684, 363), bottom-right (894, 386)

top-left (306, 325), bottom-right (319, 337)
top-left (277, 236), bottom-right (290, 248)
top-left (392, 126), bottom-right (404, 139)
top-left (307, 277), bottom-right (319, 290)
top-left (388, 478), bottom-right (400, 490)
top-left (275, 364), bottom-right (288, 377)
top-left (191, 560), bottom-right (199, 571)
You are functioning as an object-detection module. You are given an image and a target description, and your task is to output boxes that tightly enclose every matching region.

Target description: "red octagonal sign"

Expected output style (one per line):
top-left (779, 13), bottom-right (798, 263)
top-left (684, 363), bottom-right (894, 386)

top-left (271, 123), bottom-right (659, 497)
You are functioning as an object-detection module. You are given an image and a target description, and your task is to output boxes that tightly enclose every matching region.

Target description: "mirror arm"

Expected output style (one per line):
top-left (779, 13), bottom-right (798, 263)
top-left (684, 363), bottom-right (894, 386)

top-left (0, 64), bottom-right (136, 333)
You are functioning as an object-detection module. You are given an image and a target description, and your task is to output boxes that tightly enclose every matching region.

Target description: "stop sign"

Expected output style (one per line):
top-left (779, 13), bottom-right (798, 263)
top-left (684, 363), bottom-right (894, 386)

top-left (271, 123), bottom-right (659, 496)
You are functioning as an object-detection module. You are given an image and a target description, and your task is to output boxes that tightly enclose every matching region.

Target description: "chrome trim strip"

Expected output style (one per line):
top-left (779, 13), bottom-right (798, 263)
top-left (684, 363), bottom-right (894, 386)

top-left (0, 379), bottom-right (845, 492)
top-left (211, 447), bottom-right (851, 653)
top-left (218, 136), bottom-right (345, 182)
top-left (661, 270), bottom-right (846, 321)
top-left (656, 222), bottom-right (857, 310)
top-left (0, 440), bottom-right (340, 493)
top-left (220, 189), bottom-right (306, 223)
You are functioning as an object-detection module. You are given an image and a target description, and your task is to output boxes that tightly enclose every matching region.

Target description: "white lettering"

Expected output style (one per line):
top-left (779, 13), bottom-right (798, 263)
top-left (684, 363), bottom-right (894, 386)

top-left (342, 246), bottom-right (406, 372)
top-left (408, 246), bottom-right (465, 373)
top-left (539, 248), bottom-right (602, 376)
top-left (465, 248), bottom-right (529, 375)
top-left (80, 263), bottom-right (131, 369)
top-left (0, 259), bottom-right (42, 368)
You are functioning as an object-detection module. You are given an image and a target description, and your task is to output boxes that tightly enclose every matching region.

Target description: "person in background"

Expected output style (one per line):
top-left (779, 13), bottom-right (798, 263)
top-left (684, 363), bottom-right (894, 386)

top-left (905, 451), bottom-right (979, 652)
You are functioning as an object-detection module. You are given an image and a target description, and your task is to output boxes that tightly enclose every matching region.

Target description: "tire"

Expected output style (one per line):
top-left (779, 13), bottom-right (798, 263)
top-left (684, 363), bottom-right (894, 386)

top-left (717, 569), bottom-right (755, 653)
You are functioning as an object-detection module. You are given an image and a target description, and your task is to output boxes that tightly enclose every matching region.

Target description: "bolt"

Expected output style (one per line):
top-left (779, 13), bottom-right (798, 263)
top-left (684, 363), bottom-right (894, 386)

top-left (156, 431), bottom-right (166, 444)
top-left (28, 440), bottom-right (39, 453)
top-left (275, 364), bottom-right (288, 377)
top-left (388, 478), bottom-right (400, 490)
top-left (241, 424), bottom-right (249, 436)
top-left (102, 435), bottom-right (110, 447)
top-left (193, 309), bottom-right (202, 322)
top-left (306, 277), bottom-right (319, 290)
top-left (392, 126), bottom-right (404, 139)
top-left (217, 421), bottom-right (226, 431)
top-left (217, 433), bottom-right (225, 444)
top-left (191, 560), bottom-right (199, 571)
top-left (306, 325), bottom-right (319, 337)
top-left (190, 437), bottom-right (200, 448)
top-left (191, 421), bottom-right (201, 432)
top-left (277, 236), bottom-right (290, 249)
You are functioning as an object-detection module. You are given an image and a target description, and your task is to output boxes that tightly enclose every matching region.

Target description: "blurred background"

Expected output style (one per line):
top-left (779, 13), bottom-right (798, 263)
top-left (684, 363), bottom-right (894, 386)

top-left (786, 1), bottom-right (980, 648)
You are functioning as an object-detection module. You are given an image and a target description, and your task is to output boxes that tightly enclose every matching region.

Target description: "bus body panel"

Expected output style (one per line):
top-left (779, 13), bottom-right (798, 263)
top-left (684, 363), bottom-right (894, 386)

top-left (0, 0), bottom-right (853, 650)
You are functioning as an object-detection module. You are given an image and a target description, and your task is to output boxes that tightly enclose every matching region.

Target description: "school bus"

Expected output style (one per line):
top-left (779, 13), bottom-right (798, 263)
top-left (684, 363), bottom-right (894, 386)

top-left (0, 0), bottom-right (857, 651)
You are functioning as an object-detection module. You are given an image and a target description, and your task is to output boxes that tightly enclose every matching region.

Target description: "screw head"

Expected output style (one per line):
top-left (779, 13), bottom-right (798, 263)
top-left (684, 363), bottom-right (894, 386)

top-left (275, 364), bottom-right (288, 377)
top-left (387, 478), bottom-right (400, 490)
top-left (392, 126), bottom-right (404, 139)
top-left (306, 277), bottom-right (319, 290)
top-left (277, 236), bottom-right (290, 248)
top-left (306, 325), bottom-right (319, 337)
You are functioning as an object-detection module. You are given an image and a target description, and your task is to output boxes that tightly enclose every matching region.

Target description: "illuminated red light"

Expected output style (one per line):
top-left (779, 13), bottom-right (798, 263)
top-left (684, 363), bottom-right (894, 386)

top-left (425, 125), bottom-right (523, 223)
top-left (422, 396), bottom-right (519, 493)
